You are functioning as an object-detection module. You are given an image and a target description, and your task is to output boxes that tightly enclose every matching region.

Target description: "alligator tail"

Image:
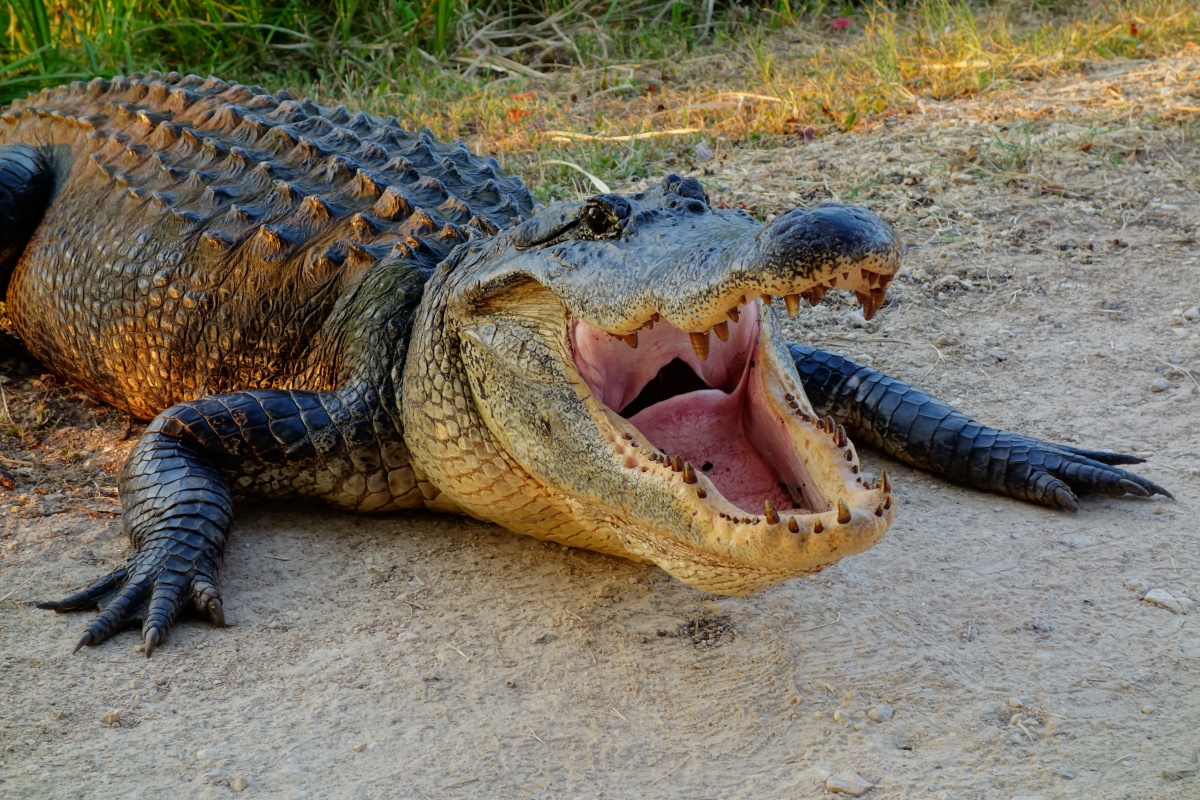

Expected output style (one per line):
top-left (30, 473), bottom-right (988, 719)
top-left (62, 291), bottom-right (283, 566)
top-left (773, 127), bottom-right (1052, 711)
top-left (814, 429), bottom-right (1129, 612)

top-left (0, 143), bottom-right (54, 298)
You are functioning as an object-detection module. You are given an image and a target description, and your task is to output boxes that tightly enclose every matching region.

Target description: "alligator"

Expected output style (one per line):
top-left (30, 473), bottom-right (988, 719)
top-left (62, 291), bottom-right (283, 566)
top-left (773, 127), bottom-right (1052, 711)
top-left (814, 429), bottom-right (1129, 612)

top-left (0, 73), bottom-right (1170, 656)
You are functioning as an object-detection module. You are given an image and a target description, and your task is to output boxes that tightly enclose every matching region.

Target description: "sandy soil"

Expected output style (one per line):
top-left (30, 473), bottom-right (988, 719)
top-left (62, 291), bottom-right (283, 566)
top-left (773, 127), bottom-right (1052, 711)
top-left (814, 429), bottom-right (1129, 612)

top-left (2, 58), bottom-right (1198, 799)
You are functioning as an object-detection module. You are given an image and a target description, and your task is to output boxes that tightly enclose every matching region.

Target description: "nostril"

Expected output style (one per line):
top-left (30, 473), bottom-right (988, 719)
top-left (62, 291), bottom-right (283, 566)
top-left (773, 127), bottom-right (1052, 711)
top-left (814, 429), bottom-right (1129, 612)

top-left (661, 174), bottom-right (709, 205)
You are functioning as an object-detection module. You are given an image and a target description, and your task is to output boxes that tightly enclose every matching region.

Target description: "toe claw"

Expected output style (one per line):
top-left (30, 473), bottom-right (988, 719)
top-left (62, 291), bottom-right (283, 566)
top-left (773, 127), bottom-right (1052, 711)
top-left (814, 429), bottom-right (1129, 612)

top-left (73, 630), bottom-right (94, 654)
top-left (143, 626), bottom-right (163, 658)
top-left (1118, 479), bottom-right (1151, 498)
top-left (207, 597), bottom-right (225, 628)
top-left (1053, 486), bottom-right (1079, 512)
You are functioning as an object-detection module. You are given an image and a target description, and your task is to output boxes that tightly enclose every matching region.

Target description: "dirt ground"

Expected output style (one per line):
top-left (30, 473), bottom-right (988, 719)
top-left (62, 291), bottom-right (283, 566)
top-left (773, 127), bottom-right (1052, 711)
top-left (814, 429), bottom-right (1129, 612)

top-left (2, 57), bottom-right (1198, 799)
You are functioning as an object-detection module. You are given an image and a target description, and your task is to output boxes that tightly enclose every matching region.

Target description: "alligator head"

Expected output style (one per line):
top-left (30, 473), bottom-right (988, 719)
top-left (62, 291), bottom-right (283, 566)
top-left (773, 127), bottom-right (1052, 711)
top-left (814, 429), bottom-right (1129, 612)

top-left (401, 175), bottom-right (901, 594)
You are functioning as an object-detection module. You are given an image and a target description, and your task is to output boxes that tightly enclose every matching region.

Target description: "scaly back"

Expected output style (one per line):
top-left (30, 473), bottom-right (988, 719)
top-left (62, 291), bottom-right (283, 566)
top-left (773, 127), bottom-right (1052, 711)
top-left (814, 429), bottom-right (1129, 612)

top-left (1, 72), bottom-right (536, 417)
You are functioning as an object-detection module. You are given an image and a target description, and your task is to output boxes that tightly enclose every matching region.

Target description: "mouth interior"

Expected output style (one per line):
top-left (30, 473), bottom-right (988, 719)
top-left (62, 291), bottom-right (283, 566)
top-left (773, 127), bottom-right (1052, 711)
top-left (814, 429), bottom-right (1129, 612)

top-left (573, 304), bottom-right (825, 514)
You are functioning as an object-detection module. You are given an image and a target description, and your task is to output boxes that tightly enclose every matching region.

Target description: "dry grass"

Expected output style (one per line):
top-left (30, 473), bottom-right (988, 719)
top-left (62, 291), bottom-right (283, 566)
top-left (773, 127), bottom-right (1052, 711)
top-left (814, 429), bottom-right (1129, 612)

top-left (294, 0), bottom-right (1199, 200)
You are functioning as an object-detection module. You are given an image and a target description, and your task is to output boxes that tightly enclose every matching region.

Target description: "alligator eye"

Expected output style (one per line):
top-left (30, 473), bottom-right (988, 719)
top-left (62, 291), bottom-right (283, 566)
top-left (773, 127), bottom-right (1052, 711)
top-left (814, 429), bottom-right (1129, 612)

top-left (579, 195), bottom-right (631, 239)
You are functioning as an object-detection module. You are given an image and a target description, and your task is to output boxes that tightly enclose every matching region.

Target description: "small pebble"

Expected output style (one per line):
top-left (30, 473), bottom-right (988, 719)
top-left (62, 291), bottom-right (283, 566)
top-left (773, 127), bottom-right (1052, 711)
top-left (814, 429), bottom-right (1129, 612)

top-left (229, 777), bottom-right (249, 792)
top-left (1141, 704), bottom-right (1154, 715)
top-left (1148, 377), bottom-right (1171, 393)
top-left (1124, 578), bottom-right (1151, 594)
top-left (197, 748), bottom-right (219, 760)
top-left (1143, 588), bottom-right (1189, 614)
top-left (352, 743), bottom-right (368, 752)
top-left (1184, 306), bottom-right (1199, 321)
top-left (1053, 768), bottom-right (1076, 780)
top-left (102, 712), bottom-right (121, 727)
top-left (866, 705), bottom-right (894, 723)
top-left (825, 770), bottom-right (875, 796)
top-left (833, 709), bottom-right (852, 724)
top-left (1007, 698), bottom-right (1023, 709)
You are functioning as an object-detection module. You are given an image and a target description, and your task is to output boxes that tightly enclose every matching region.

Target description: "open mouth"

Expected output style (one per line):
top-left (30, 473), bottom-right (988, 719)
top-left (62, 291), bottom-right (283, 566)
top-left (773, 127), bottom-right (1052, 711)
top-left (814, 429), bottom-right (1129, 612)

top-left (571, 275), bottom-right (892, 531)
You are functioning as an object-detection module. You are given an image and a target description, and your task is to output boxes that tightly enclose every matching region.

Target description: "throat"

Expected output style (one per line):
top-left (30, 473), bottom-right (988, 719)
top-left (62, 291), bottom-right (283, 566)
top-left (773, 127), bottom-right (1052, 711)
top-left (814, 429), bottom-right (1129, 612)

top-left (620, 358), bottom-right (713, 419)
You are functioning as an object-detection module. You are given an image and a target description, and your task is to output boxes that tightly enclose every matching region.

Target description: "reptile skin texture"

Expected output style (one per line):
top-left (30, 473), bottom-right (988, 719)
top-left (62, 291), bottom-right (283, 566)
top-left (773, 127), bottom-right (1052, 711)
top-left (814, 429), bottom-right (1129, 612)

top-left (0, 72), bottom-right (1170, 653)
top-left (789, 344), bottom-right (1170, 510)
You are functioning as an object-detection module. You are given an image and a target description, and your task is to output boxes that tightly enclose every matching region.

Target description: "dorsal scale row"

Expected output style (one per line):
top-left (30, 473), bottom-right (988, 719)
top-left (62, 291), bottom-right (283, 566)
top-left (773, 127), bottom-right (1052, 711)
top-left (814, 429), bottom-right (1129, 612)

top-left (9, 71), bottom-right (534, 274)
top-left (2, 72), bottom-right (537, 412)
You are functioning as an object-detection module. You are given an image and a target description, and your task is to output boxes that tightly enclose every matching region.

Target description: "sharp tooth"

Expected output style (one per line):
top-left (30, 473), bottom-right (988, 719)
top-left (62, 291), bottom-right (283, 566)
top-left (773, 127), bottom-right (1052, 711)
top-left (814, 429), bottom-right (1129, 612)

top-left (682, 463), bottom-right (697, 484)
top-left (762, 295), bottom-right (772, 306)
top-left (689, 331), bottom-right (710, 361)
top-left (835, 424), bottom-right (847, 448)
top-left (726, 306), bottom-right (740, 323)
top-left (621, 332), bottom-right (638, 348)
top-left (824, 415), bottom-right (836, 434)
top-left (864, 291), bottom-right (883, 321)
top-left (651, 313), bottom-right (661, 322)
top-left (784, 294), bottom-right (801, 316)
top-left (713, 321), bottom-right (729, 342)
top-left (879, 468), bottom-right (890, 493)
top-left (871, 286), bottom-right (887, 308)
top-left (813, 520), bottom-right (824, 534)
top-left (764, 500), bottom-right (780, 525)
top-left (801, 285), bottom-right (827, 306)
top-left (787, 517), bottom-right (800, 533)
top-left (837, 499), bottom-right (852, 524)
top-left (671, 455), bottom-right (684, 472)
top-left (697, 488), bottom-right (707, 498)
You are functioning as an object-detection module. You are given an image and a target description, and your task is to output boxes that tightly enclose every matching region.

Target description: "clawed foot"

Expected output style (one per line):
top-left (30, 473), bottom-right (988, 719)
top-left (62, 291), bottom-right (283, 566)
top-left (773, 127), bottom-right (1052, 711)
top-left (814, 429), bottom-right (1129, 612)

top-left (1018, 440), bottom-right (1173, 511)
top-left (38, 553), bottom-right (224, 657)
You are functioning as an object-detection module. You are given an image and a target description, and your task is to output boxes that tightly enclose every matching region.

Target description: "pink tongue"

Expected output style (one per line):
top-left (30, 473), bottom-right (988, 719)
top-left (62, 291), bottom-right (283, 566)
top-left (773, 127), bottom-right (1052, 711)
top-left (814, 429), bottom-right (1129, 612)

top-left (628, 388), bottom-right (792, 513)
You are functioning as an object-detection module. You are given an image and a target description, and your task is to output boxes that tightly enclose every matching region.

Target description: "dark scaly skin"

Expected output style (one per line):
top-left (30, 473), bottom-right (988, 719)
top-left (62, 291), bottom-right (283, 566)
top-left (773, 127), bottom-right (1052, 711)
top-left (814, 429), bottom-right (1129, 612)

top-left (3, 72), bottom-right (524, 654)
top-left (0, 73), bottom-right (1170, 655)
top-left (789, 344), bottom-right (1171, 509)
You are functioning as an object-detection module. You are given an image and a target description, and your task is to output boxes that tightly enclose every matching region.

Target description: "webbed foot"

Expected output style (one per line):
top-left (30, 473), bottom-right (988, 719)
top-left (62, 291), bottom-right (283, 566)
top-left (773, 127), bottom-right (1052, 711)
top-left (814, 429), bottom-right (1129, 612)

top-left (1016, 441), bottom-right (1173, 511)
top-left (38, 550), bottom-right (225, 657)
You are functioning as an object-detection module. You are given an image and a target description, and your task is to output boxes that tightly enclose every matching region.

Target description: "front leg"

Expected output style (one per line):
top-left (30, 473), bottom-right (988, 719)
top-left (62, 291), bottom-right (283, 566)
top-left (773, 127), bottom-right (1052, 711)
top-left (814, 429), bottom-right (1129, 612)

top-left (790, 344), bottom-right (1172, 510)
top-left (39, 425), bottom-right (232, 655)
top-left (39, 385), bottom-right (416, 655)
